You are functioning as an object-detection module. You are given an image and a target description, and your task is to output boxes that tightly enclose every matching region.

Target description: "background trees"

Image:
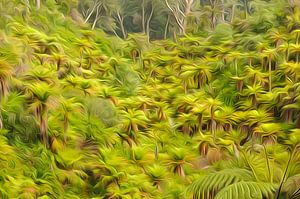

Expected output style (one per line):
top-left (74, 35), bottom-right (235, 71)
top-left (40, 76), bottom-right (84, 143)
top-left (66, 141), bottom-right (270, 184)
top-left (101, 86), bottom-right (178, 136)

top-left (76, 0), bottom-right (288, 40)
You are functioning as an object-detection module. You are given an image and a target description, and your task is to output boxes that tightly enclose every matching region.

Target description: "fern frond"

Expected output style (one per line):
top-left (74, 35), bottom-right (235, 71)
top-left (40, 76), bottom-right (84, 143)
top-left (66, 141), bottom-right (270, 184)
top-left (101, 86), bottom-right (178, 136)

top-left (215, 181), bottom-right (276, 199)
top-left (187, 168), bottom-right (254, 199)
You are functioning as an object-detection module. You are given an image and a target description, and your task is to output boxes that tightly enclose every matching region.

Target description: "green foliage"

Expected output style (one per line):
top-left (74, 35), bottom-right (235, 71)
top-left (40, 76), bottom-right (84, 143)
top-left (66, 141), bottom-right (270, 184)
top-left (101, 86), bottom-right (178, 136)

top-left (0, 0), bottom-right (300, 198)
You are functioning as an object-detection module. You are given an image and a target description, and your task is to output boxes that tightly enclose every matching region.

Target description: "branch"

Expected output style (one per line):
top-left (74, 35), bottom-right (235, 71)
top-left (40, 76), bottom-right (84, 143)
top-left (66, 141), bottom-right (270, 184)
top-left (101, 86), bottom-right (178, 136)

top-left (84, 1), bottom-right (101, 23)
top-left (176, 3), bottom-right (186, 18)
top-left (92, 4), bottom-right (102, 30)
top-left (164, 0), bottom-right (175, 13)
top-left (164, 0), bottom-right (185, 34)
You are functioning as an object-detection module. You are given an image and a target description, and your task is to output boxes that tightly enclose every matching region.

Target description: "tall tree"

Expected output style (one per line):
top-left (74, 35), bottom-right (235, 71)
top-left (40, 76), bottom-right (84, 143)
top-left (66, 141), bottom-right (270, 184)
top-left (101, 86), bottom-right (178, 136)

top-left (164, 0), bottom-right (196, 35)
top-left (26, 83), bottom-right (55, 147)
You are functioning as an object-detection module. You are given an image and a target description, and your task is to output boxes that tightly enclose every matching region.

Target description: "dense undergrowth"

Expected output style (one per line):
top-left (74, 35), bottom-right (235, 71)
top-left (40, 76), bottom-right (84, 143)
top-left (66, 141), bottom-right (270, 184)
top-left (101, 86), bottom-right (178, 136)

top-left (0, 0), bottom-right (300, 198)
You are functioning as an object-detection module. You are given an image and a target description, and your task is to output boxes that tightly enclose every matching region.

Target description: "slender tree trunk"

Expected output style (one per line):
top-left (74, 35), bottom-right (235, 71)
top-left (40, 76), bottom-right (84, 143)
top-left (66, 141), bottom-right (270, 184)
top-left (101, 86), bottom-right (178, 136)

top-left (146, 4), bottom-right (154, 43)
top-left (244, 3), bottom-right (248, 19)
top-left (63, 115), bottom-right (68, 143)
top-left (235, 59), bottom-right (238, 76)
top-left (142, 0), bottom-right (146, 33)
top-left (211, 10), bottom-right (215, 29)
top-left (84, 1), bottom-right (100, 23)
top-left (36, 0), bottom-right (40, 9)
top-left (164, 15), bottom-right (170, 39)
top-left (117, 12), bottom-right (127, 39)
top-left (0, 111), bottom-right (2, 129)
top-left (165, 0), bottom-right (185, 35)
top-left (92, 5), bottom-right (101, 30)
top-left (220, 0), bottom-right (225, 22)
top-left (39, 106), bottom-right (49, 148)
top-left (183, 0), bottom-right (193, 33)
top-left (231, 5), bottom-right (235, 23)
top-left (210, 108), bottom-right (216, 141)
top-left (0, 80), bottom-right (6, 129)
top-left (285, 43), bottom-right (290, 61)
top-left (268, 57), bottom-right (272, 92)
top-left (210, 0), bottom-right (216, 29)
top-left (173, 28), bottom-right (177, 42)
top-left (112, 29), bottom-right (120, 39)
top-left (198, 74), bottom-right (201, 89)
top-left (197, 115), bottom-right (203, 131)
top-left (237, 79), bottom-right (243, 92)
top-left (175, 165), bottom-right (185, 177)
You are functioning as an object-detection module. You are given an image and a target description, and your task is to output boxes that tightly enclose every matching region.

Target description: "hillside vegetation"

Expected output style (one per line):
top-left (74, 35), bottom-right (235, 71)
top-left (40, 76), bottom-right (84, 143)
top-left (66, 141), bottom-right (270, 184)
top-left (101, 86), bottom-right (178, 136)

top-left (0, 0), bottom-right (300, 198)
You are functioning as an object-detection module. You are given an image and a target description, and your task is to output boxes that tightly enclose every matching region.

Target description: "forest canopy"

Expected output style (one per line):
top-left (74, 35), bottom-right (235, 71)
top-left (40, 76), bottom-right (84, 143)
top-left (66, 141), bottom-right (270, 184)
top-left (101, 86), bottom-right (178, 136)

top-left (0, 0), bottom-right (300, 198)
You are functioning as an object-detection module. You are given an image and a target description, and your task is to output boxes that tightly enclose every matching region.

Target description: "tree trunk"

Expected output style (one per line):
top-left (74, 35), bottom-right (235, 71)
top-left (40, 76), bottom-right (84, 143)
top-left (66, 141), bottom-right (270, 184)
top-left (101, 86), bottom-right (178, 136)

top-left (40, 107), bottom-right (49, 148)
top-left (231, 5), bottom-right (235, 23)
top-left (235, 59), bottom-right (238, 76)
top-left (164, 15), bottom-right (170, 39)
top-left (183, 0), bottom-right (193, 33)
top-left (142, 0), bottom-right (146, 33)
top-left (268, 57), bottom-right (272, 92)
top-left (198, 74), bottom-right (202, 89)
top-left (175, 165), bottom-right (185, 177)
top-left (36, 0), bottom-right (40, 9)
top-left (211, 9), bottom-right (215, 29)
top-left (165, 0), bottom-right (185, 35)
top-left (0, 79), bottom-right (7, 129)
top-left (182, 124), bottom-right (189, 135)
top-left (117, 12), bottom-right (127, 39)
top-left (210, 0), bottom-right (216, 29)
top-left (197, 115), bottom-right (203, 131)
top-left (237, 79), bottom-right (243, 92)
top-left (63, 115), bottom-right (68, 143)
top-left (84, 1), bottom-right (99, 23)
top-left (219, 0), bottom-right (225, 22)
top-left (146, 4), bottom-right (154, 43)
top-left (92, 5), bottom-right (101, 30)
